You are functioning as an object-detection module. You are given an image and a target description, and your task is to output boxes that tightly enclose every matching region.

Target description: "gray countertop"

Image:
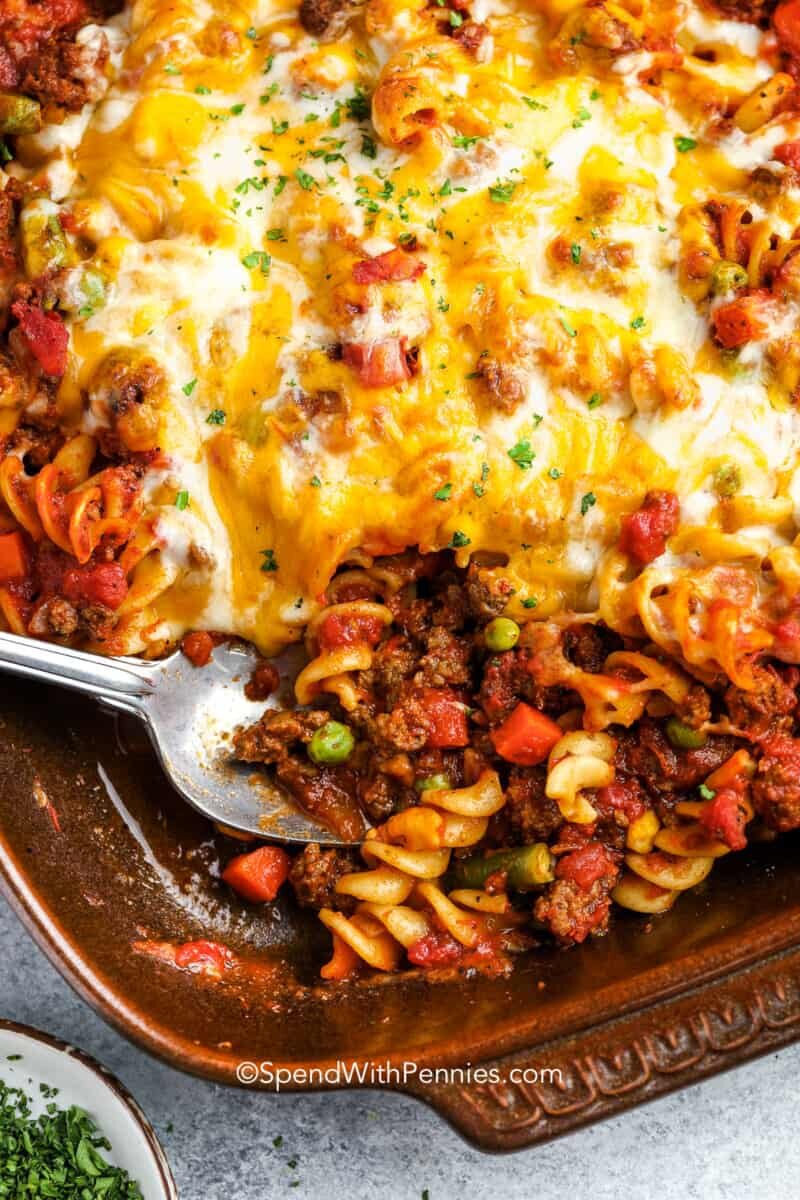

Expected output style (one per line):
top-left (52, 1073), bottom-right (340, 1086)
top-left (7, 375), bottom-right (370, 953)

top-left (1, 895), bottom-right (796, 1199)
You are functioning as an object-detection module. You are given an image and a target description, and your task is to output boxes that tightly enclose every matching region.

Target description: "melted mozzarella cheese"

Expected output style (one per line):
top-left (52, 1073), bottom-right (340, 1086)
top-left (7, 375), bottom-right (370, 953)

top-left (12, 0), bottom-right (800, 651)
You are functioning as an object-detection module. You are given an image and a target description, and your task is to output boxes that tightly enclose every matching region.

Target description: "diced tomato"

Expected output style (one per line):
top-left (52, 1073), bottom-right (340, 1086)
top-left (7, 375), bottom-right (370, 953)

top-left (62, 562), bottom-right (128, 610)
top-left (222, 845), bottom-right (291, 903)
top-left (181, 630), bottom-right (215, 667)
top-left (699, 788), bottom-right (748, 851)
top-left (10, 300), bottom-right (69, 377)
top-left (490, 701), bottom-right (562, 766)
top-left (774, 140), bottom-right (800, 171)
top-left (711, 289), bottom-right (773, 349)
top-left (352, 248), bottom-right (426, 285)
top-left (772, 618), bottom-right (800, 663)
top-left (0, 47), bottom-right (16, 89)
top-left (0, 531), bottom-right (29, 583)
top-left (556, 842), bottom-right (617, 891)
top-left (342, 338), bottom-right (412, 387)
top-left (775, 0), bottom-right (800, 57)
top-left (317, 611), bottom-right (385, 651)
top-left (618, 490), bottom-right (680, 564)
top-left (596, 780), bottom-right (646, 824)
top-left (173, 940), bottom-right (231, 979)
top-left (421, 687), bottom-right (470, 748)
top-left (407, 930), bottom-right (464, 967)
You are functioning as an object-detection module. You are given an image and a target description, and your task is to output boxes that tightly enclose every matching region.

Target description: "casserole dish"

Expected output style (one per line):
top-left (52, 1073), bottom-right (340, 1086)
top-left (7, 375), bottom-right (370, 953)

top-left (2, 676), bottom-right (799, 1150)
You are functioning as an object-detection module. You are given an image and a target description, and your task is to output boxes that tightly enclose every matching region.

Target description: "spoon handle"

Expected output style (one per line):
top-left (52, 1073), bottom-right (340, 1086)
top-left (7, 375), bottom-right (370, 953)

top-left (0, 631), bottom-right (155, 714)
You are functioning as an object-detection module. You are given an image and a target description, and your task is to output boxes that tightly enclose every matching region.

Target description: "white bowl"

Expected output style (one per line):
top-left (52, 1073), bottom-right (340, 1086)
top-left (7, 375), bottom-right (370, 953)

top-left (0, 1020), bottom-right (177, 1200)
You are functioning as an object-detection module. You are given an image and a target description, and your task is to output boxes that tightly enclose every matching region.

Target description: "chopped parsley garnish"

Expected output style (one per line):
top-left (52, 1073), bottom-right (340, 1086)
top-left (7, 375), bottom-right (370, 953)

top-left (266, 227), bottom-right (285, 240)
top-left (242, 250), bottom-right (272, 274)
top-left (449, 531), bottom-right (471, 548)
top-left (175, 490), bottom-right (190, 510)
top-left (434, 482), bottom-right (453, 501)
top-left (630, 315), bottom-right (645, 330)
top-left (206, 409), bottom-right (226, 425)
top-left (522, 597), bottom-right (538, 608)
top-left (560, 315), bottom-right (577, 337)
top-left (580, 491), bottom-right (597, 515)
top-left (0, 1079), bottom-right (144, 1198)
top-left (310, 475), bottom-right (322, 487)
top-left (230, 102), bottom-right (245, 115)
top-left (449, 9), bottom-right (463, 25)
top-left (271, 118), bottom-right (289, 135)
top-left (274, 175), bottom-right (288, 196)
top-left (570, 242), bottom-right (581, 264)
top-left (295, 168), bottom-right (315, 190)
top-left (361, 133), bottom-right (378, 158)
top-left (260, 549), bottom-right (279, 572)
top-left (698, 783), bottom-right (716, 801)
top-left (508, 439), bottom-right (535, 470)
top-left (246, 25), bottom-right (257, 38)
top-left (489, 180), bottom-right (517, 203)
top-left (163, 63), bottom-right (180, 75)
top-left (346, 88), bottom-right (371, 121)
top-left (522, 96), bottom-right (548, 110)
top-left (674, 135), bottom-right (697, 153)
top-left (587, 392), bottom-right (603, 408)
top-left (195, 84), bottom-right (211, 95)
top-left (572, 106), bottom-right (591, 128)
top-left (452, 134), bottom-right (482, 150)
top-left (548, 467), bottom-right (563, 479)
top-left (182, 378), bottom-right (197, 396)
top-left (590, 88), bottom-right (601, 100)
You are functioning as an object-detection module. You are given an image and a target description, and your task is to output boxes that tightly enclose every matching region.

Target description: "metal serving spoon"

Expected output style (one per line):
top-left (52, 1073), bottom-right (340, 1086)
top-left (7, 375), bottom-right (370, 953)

top-left (0, 630), bottom-right (349, 845)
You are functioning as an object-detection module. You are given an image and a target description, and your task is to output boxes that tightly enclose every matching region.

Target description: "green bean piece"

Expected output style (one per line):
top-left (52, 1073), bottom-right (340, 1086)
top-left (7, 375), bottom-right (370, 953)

top-left (665, 716), bottom-right (707, 750)
top-left (710, 260), bottom-right (748, 296)
top-left (308, 720), bottom-right (355, 764)
top-left (0, 93), bottom-right (42, 135)
top-left (450, 844), bottom-right (555, 892)
top-left (484, 616), bottom-right (520, 652)
top-left (415, 773), bottom-right (452, 793)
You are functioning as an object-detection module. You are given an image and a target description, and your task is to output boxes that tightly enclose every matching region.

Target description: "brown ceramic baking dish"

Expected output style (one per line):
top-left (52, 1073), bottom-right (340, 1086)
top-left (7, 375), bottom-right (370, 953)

top-left (2, 674), bottom-right (800, 1150)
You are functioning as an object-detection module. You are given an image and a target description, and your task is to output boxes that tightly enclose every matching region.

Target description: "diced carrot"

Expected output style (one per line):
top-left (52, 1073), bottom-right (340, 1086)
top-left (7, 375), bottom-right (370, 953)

top-left (222, 845), bottom-right (291, 903)
top-left (490, 701), bottom-right (562, 766)
top-left (0, 531), bottom-right (29, 583)
top-left (321, 933), bottom-right (361, 980)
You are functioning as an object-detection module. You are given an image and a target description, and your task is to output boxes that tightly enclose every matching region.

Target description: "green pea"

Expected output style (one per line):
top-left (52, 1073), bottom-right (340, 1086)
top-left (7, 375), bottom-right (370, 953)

top-left (0, 93), bottom-right (42, 136)
top-left (414, 773), bottom-right (451, 793)
top-left (713, 462), bottom-right (741, 499)
top-left (711, 260), bottom-right (748, 297)
top-left (484, 617), bottom-right (520, 652)
top-left (308, 720), bottom-right (355, 764)
top-left (665, 717), bottom-right (707, 750)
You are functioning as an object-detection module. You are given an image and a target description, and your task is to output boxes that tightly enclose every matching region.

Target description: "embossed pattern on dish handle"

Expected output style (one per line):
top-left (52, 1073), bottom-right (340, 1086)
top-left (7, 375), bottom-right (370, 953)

top-left (407, 948), bottom-right (800, 1150)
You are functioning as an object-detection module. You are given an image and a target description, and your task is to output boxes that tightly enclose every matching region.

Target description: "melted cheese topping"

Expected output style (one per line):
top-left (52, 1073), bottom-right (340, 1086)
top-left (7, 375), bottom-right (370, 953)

top-left (12, 0), bottom-right (800, 653)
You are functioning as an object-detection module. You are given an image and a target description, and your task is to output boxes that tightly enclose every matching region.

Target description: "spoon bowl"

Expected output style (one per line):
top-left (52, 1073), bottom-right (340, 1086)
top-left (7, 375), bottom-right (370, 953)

top-left (0, 631), bottom-right (350, 845)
